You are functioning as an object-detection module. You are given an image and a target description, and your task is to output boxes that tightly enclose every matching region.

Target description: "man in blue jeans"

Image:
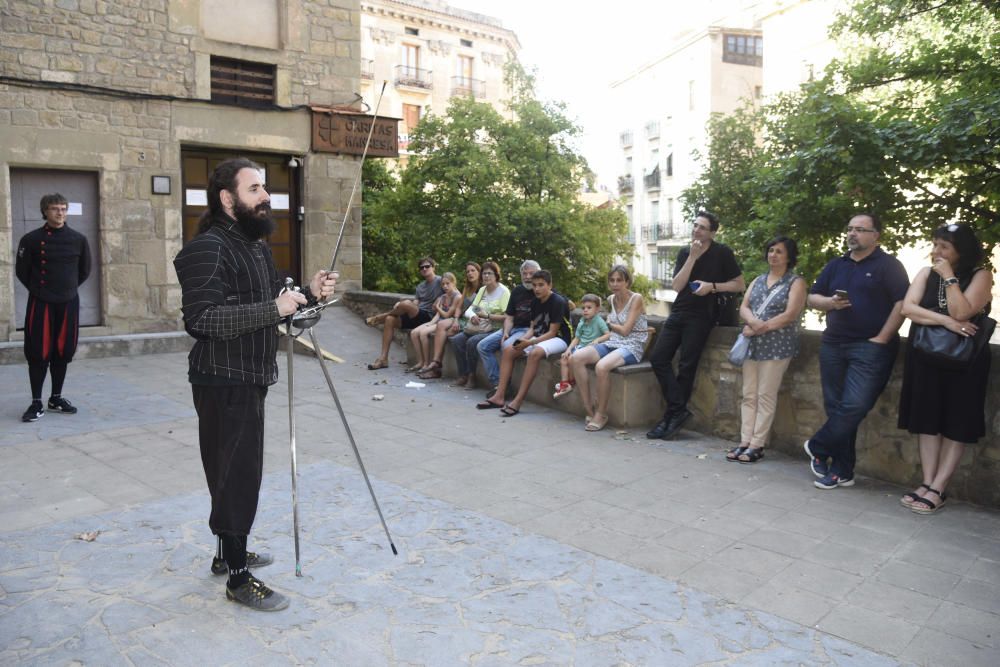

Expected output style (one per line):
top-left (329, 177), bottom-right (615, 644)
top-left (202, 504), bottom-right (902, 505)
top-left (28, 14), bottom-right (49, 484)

top-left (477, 259), bottom-right (540, 395)
top-left (804, 213), bottom-right (909, 489)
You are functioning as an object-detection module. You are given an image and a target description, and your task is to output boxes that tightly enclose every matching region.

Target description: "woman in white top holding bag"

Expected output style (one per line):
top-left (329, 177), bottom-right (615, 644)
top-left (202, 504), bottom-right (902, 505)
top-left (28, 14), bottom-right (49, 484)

top-left (727, 236), bottom-right (806, 463)
top-left (443, 260), bottom-right (509, 387)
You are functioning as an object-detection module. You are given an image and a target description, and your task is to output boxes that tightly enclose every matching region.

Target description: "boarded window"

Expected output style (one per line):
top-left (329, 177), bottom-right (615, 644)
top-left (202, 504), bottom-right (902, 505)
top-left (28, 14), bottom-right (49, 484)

top-left (210, 56), bottom-right (276, 107)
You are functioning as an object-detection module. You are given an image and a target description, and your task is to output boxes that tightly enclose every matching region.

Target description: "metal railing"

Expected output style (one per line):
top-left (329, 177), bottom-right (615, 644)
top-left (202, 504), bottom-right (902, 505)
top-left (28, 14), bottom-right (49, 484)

top-left (450, 76), bottom-right (485, 98)
top-left (620, 130), bottom-right (633, 148)
top-left (644, 170), bottom-right (661, 190)
top-left (618, 174), bottom-right (634, 194)
top-left (394, 65), bottom-right (432, 89)
top-left (645, 120), bottom-right (660, 139)
top-left (640, 221), bottom-right (686, 242)
top-left (361, 59), bottom-right (374, 80)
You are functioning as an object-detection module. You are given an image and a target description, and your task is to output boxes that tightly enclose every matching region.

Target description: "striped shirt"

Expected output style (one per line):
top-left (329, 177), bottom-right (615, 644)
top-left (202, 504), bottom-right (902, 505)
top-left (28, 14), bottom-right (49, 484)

top-left (174, 215), bottom-right (296, 387)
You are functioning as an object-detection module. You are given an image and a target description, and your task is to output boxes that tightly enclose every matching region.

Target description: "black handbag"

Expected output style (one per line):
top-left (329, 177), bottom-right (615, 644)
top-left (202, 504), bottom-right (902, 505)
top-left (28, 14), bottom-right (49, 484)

top-left (912, 316), bottom-right (995, 369)
top-left (912, 274), bottom-right (995, 369)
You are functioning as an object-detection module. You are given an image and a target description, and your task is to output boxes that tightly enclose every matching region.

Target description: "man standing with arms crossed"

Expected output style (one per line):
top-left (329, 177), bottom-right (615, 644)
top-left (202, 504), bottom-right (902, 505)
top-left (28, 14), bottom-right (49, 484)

top-left (174, 158), bottom-right (337, 610)
top-left (16, 193), bottom-right (91, 422)
top-left (648, 211), bottom-right (744, 440)
top-left (804, 213), bottom-right (909, 489)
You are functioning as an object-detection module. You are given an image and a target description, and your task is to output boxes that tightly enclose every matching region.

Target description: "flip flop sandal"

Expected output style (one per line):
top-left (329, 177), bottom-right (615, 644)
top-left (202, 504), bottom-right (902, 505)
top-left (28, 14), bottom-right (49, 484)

top-left (900, 484), bottom-right (930, 507)
top-left (726, 446), bottom-right (748, 462)
top-left (366, 359), bottom-right (388, 370)
top-left (476, 400), bottom-right (502, 410)
top-left (738, 448), bottom-right (765, 464)
top-left (499, 404), bottom-right (520, 417)
top-left (405, 363), bottom-right (424, 373)
top-left (585, 414), bottom-right (608, 431)
top-left (418, 367), bottom-right (442, 379)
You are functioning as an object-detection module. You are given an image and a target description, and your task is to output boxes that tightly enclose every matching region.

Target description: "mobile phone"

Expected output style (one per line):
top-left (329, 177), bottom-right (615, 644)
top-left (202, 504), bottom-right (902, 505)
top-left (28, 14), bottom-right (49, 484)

top-left (690, 281), bottom-right (702, 292)
top-left (835, 289), bottom-right (849, 299)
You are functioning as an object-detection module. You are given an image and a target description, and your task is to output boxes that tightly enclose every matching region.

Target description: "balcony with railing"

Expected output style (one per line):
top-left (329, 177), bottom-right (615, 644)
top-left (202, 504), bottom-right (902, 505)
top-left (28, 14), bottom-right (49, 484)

top-left (640, 220), bottom-right (686, 243)
top-left (619, 130), bottom-right (633, 148)
top-left (644, 168), bottom-right (661, 191)
top-left (618, 174), bottom-right (634, 195)
top-left (645, 120), bottom-right (660, 140)
top-left (395, 65), bottom-right (432, 90)
top-left (361, 59), bottom-right (374, 80)
top-left (450, 76), bottom-right (485, 99)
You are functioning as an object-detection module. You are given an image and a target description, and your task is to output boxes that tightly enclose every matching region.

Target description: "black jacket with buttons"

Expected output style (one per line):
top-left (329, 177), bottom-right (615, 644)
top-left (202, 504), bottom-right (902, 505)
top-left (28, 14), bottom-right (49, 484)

top-left (15, 223), bottom-right (91, 303)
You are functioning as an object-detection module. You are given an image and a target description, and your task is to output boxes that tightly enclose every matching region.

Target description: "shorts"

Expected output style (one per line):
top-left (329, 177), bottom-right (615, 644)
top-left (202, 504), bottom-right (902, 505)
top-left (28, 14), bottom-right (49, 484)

top-left (520, 337), bottom-right (568, 357)
top-left (593, 343), bottom-right (639, 366)
top-left (400, 309), bottom-right (433, 330)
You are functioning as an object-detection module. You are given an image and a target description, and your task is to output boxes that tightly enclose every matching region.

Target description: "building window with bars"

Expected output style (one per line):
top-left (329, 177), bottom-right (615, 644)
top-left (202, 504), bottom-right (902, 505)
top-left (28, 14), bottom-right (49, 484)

top-left (723, 34), bottom-right (763, 67)
top-left (210, 56), bottom-right (276, 108)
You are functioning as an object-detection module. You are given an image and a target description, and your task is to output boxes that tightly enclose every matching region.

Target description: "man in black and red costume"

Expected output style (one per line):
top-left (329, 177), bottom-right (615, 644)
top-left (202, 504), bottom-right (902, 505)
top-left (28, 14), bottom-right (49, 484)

top-left (15, 193), bottom-right (91, 422)
top-left (174, 158), bottom-right (336, 611)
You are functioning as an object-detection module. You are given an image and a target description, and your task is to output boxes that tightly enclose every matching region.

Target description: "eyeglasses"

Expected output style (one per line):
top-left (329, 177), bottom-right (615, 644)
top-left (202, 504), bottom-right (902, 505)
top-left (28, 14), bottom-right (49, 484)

top-left (418, 264), bottom-right (432, 270)
top-left (845, 226), bottom-right (876, 234)
top-left (481, 270), bottom-right (495, 276)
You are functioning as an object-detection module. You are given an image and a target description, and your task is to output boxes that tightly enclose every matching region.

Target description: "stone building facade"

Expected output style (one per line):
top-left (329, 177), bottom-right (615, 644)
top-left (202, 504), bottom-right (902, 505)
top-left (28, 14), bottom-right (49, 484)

top-left (0, 0), bottom-right (363, 339)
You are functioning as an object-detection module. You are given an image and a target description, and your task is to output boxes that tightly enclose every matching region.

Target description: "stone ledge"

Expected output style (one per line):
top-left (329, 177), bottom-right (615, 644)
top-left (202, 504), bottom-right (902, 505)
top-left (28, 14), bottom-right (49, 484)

top-left (0, 331), bottom-right (192, 365)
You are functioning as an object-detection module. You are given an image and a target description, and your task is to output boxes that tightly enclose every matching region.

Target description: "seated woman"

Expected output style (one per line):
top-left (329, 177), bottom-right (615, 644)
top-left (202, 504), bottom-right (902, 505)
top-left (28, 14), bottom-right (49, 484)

top-left (898, 224), bottom-right (993, 514)
top-left (420, 261), bottom-right (482, 379)
top-left (476, 270), bottom-right (570, 415)
top-left (410, 272), bottom-right (462, 374)
top-left (726, 236), bottom-right (805, 463)
top-left (569, 265), bottom-right (647, 431)
top-left (447, 261), bottom-right (509, 388)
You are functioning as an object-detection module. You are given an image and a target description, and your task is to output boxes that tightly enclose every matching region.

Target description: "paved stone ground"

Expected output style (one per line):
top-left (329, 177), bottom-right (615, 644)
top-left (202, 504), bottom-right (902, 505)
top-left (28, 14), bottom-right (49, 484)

top-left (1, 306), bottom-right (998, 665)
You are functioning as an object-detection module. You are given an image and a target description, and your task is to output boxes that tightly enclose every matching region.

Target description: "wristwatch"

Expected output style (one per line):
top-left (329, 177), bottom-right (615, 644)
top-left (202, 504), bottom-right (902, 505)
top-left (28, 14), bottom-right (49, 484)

top-left (942, 277), bottom-right (960, 287)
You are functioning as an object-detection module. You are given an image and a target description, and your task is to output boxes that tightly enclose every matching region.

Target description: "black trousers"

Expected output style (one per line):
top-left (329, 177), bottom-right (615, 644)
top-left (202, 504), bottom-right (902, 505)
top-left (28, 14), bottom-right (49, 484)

top-left (649, 312), bottom-right (714, 415)
top-left (192, 383), bottom-right (268, 536)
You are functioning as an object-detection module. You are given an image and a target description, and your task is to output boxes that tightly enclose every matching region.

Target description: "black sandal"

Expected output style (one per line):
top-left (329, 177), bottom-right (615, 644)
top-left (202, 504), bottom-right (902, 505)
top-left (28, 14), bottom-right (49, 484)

top-left (911, 488), bottom-right (946, 514)
top-left (900, 484), bottom-right (930, 507)
top-left (738, 447), bottom-right (765, 464)
top-left (726, 446), bottom-right (747, 462)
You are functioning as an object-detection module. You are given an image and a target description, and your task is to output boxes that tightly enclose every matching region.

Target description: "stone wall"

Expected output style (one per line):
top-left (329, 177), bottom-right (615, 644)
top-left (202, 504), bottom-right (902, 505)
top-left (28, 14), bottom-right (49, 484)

top-left (0, 1), bottom-right (362, 337)
top-left (343, 290), bottom-right (1000, 508)
top-left (692, 327), bottom-right (1000, 508)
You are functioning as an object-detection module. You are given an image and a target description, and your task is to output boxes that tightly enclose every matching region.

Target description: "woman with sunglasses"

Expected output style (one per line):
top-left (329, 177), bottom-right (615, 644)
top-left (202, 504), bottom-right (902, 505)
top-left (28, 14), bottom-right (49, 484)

top-left (365, 256), bottom-right (442, 370)
top-left (898, 224), bottom-right (993, 514)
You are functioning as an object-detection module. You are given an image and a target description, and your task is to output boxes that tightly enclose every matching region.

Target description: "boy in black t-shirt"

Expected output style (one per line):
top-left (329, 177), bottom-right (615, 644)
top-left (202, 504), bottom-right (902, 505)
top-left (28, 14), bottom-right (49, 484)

top-left (477, 270), bottom-right (569, 416)
top-left (648, 211), bottom-right (744, 439)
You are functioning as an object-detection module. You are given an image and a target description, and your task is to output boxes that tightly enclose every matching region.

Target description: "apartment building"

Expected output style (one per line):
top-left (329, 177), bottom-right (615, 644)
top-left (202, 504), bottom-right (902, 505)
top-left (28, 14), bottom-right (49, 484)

top-left (360, 0), bottom-right (520, 158)
top-left (613, 25), bottom-right (763, 307)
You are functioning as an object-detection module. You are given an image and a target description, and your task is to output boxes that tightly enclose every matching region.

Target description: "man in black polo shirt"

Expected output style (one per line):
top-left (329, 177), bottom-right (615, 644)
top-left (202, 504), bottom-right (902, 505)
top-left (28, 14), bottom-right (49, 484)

top-left (804, 213), bottom-right (909, 489)
top-left (15, 193), bottom-right (91, 422)
top-left (174, 158), bottom-right (337, 610)
top-left (648, 211), bottom-right (744, 439)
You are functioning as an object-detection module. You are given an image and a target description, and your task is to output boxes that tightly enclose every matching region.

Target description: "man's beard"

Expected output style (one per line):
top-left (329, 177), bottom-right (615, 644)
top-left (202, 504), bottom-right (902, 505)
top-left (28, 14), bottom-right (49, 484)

top-left (233, 198), bottom-right (276, 239)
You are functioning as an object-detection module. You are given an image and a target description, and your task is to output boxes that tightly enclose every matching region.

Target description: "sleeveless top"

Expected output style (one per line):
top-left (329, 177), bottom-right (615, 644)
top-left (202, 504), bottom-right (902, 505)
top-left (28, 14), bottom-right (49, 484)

top-left (747, 272), bottom-right (801, 361)
top-left (606, 292), bottom-right (648, 360)
top-left (919, 268), bottom-right (991, 317)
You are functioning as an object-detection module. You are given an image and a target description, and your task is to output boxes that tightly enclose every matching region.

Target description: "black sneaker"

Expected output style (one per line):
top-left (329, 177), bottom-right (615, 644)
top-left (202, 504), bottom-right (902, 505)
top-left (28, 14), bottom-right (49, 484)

top-left (646, 418), bottom-right (670, 439)
top-left (47, 397), bottom-right (77, 414)
top-left (814, 472), bottom-right (855, 490)
top-left (226, 574), bottom-right (290, 611)
top-left (211, 551), bottom-right (274, 576)
top-left (662, 408), bottom-right (692, 439)
top-left (21, 402), bottom-right (44, 422)
top-left (804, 440), bottom-right (828, 478)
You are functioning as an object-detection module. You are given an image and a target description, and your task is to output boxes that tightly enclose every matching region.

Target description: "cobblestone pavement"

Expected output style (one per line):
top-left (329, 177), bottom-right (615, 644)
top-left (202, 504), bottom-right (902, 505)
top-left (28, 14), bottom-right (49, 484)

top-left (1, 306), bottom-right (998, 665)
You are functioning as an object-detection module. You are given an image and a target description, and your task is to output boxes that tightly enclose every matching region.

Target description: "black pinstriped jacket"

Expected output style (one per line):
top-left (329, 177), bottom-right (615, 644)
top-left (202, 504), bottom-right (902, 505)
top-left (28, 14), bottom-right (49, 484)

top-left (173, 214), bottom-right (312, 387)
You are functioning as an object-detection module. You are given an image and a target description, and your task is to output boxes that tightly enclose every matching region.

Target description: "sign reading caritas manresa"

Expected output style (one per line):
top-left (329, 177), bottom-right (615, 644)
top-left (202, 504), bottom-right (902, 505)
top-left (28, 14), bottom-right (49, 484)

top-left (311, 109), bottom-right (399, 157)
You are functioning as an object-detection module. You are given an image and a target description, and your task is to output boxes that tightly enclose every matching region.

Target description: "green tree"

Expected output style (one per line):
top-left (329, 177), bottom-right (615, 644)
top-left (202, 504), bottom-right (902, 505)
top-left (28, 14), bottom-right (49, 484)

top-left (361, 62), bottom-right (631, 298)
top-left (683, 0), bottom-right (1000, 282)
